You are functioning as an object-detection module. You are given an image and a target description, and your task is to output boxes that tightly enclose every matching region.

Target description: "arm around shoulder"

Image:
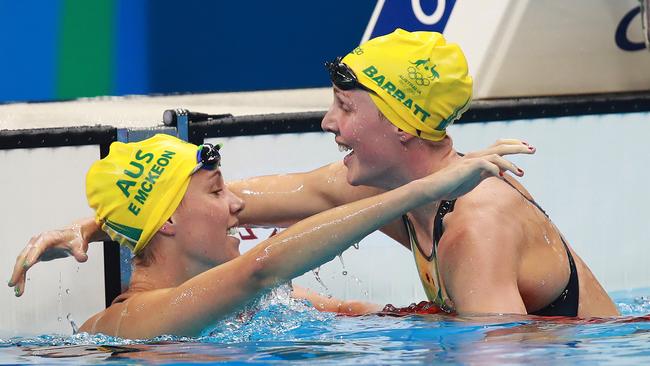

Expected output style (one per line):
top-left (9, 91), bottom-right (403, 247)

top-left (229, 161), bottom-right (383, 227)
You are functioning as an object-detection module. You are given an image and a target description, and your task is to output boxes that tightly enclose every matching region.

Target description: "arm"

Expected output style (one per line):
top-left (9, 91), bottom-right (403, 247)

top-left (87, 154), bottom-right (524, 338)
top-left (291, 285), bottom-right (383, 315)
top-left (8, 163), bottom-right (381, 298)
top-left (8, 217), bottom-right (106, 296)
top-left (230, 162), bottom-right (413, 250)
top-left (10, 140), bottom-right (533, 295)
top-left (230, 161), bottom-right (384, 228)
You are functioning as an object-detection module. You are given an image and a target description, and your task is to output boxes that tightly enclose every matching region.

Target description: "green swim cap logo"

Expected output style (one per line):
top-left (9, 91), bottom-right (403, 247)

top-left (407, 58), bottom-right (439, 86)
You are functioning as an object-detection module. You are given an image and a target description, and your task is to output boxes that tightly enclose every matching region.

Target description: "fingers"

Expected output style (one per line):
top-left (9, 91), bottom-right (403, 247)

top-left (8, 228), bottom-right (87, 297)
top-left (71, 246), bottom-right (89, 262)
top-left (8, 236), bottom-right (37, 295)
top-left (490, 138), bottom-right (528, 147)
top-left (9, 235), bottom-right (48, 297)
top-left (487, 143), bottom-right (536, 157)
top-left (70, 224), bottom-right (89, 262)
top-left (483, 154), bottom-right (525, 178)
top-left (467, 140), bottom-right (536, 159)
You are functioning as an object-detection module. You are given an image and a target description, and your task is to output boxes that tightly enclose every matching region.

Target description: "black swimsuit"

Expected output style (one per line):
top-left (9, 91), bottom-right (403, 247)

top-left (404, 179), bottom-right (580, 317)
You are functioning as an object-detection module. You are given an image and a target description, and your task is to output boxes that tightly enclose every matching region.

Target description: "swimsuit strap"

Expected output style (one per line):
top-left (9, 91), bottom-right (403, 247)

top-left (501, 179), bottom-right (549, 217)
top-left (434, 199), bottom-right (456, 246)
top-left (432, 200), bottom-right (456, 309)
top-left (402, 201), bottom-right (454, 311)
top-left (500, 178), bottom-right (580, 316)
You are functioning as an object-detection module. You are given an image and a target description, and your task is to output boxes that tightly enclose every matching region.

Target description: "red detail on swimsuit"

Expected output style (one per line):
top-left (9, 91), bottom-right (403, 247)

top-left (425, 273), bottom-right (432, 283)
top-left (239, 228), bottom-right (258, 240)
top-left (378, 301), bottom-right (446, 317)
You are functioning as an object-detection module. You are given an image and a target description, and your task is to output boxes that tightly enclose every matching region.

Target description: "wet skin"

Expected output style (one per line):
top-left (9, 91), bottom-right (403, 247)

top-left (9, 88), bottom-right (617, 318)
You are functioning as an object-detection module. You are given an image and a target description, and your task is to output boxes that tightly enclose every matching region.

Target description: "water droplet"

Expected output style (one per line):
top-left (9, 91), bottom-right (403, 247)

top-left (312, 267), bottom-right (329, 292)
top-left (352, 242), bottom-right (360, 250)
top-left (57, 317), bottom-right (62, 322)
top-left (342, 271), bottom-right (348, 276)
top-left (65, 289), bottom-right (71, 294)
top-left (351, 275), bottom-right (369, 297)
top-left (67, 313), bottom-right (79, 334)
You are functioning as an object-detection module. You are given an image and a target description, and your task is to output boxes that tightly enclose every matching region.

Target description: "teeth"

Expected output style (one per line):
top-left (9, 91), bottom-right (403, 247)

top-left (338, 144), bottom-right (352, 152)
top-left (227, 227), bottom-right (239, 236)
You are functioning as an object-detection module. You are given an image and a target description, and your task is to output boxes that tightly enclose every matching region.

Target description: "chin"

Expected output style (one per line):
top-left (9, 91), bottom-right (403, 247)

top-left (345, 165), bottom-right (364, 186)
top-left (346, 168), bottom-right (374, 187)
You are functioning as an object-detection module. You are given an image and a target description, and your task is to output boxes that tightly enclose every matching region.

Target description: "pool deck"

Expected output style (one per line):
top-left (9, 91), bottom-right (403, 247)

top-left (0, 88), bottom-right (332, 130)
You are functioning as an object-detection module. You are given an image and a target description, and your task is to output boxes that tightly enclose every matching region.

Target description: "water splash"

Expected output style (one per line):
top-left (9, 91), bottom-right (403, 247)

top-left (618, 295), bottom-right (650, 316)
top-left (338, 253), bottom-right (347, 276)
top-left (312, 267), bottom-right (329, 292)
top-left (200, 284), bottom-right (334, 343)
top-left (67, 313), bottom-right (79, 334)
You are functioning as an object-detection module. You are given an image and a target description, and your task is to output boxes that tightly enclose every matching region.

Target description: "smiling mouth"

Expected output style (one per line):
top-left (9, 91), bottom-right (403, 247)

top-left (338, 143), bottom-right (353, 153)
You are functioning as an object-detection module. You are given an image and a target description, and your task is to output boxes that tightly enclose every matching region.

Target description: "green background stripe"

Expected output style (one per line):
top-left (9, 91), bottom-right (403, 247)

top-left (57, 0), bottom-right (114, 99)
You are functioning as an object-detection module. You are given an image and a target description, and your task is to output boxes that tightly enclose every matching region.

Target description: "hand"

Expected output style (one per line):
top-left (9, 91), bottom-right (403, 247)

top-left (8, 219), bottom-right (97, 297)
top-left (423, 140), bottom-right (534, 202)
top-left (463, 139), bottom-right (536, 159)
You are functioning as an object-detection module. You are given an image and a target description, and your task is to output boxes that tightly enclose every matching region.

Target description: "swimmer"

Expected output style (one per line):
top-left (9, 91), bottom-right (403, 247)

top-left (11, 133), bottom-right (524, 338)
top-left (10, 29), bottom-right (618, 318)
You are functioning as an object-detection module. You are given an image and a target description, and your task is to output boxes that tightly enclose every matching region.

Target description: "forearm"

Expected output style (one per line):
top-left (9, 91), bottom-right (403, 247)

top-left (247, 179), bottom-right (432, 287)
top-left (231, 162), bottom-right (383, 228)
top-left (292, 286), bottom-right (382, 315)
top-left (230, 174), bottom-right (324, 227)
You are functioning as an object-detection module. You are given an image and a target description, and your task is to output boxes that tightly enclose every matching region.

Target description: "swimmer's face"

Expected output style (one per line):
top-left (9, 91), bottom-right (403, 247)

top-left (171, 168), bottom-right (245, 267)
top-left (322, 87), bottom-right (405, 187)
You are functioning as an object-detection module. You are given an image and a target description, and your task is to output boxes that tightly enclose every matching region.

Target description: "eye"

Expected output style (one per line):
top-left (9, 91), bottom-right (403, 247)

top-left (338, 99), bottom-right (351, 112)
top-left (212, 189), bottom-right (223, 196)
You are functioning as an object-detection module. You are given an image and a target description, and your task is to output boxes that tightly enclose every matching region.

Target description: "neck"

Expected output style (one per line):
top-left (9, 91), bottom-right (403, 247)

top-left (126, 237), bottom-right (210, 293)
top-left (394, 137), bottom-right (461, 229)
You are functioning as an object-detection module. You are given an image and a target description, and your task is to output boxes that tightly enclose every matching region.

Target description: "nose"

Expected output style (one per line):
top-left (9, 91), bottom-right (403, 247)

top-left (321, 105), bottom-right (339, 135)
top-left (229, 190), bottom-right (245, 215)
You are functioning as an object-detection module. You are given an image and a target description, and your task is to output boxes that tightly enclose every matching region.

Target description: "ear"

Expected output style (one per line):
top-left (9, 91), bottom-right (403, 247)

top-left (158, 216), bottom-right (176, 237)
top-left (395, 127), bottom-right (416, 144)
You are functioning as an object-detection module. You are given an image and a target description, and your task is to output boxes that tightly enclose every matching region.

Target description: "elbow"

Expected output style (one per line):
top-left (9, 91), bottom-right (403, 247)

top-left (245, 252), bottom-right (279, 291)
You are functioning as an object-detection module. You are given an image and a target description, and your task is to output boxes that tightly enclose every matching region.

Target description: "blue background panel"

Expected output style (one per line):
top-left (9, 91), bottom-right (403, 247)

top-left (146, 1), bottom-right (375, 93)
top-left (0, 1), bottom-right (61, 102)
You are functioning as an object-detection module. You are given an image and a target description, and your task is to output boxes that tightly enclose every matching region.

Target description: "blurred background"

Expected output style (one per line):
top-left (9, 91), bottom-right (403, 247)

top-left (0, 1), bottom-right (378, 103)
top-left (1, 0), bottom-right (647, 105)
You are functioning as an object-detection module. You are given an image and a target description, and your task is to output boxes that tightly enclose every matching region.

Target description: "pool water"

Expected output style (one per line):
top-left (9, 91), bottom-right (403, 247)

top-left (2, 287), bottom-right (650, 365)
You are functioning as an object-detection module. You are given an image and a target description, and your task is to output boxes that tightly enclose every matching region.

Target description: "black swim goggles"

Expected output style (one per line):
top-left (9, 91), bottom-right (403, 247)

top-left (192, 142), bottom-right (221, 174)
top-left (324, 56), bottom-right (374, 93)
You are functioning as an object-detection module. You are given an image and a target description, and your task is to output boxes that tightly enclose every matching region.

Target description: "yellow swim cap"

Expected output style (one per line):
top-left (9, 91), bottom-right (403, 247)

top-left (86, 134), bottom-right (200, 255)
top-left (342, 29), bottom-right (473, 141)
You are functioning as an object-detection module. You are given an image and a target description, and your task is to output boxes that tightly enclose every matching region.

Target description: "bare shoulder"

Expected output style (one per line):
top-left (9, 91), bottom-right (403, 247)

top-left (440, 177), bottom-right (528, 258)
top-left (78, 302), bottom-right (125, 335)
top-left (452, 176), bottom-right (528, 220)
top-left (78, 288), bottom-right (173, 337)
